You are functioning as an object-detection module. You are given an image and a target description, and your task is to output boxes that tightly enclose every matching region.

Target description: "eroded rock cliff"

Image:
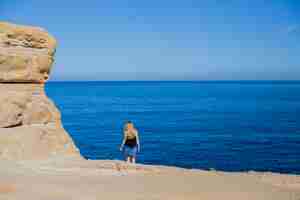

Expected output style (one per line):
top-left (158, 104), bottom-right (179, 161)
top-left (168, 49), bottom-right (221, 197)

top-left (0, 22), bottom-right (81, 160)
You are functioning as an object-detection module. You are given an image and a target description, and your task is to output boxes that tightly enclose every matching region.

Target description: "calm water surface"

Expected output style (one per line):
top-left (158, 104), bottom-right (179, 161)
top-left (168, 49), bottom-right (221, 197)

top-left (46, 81), bottom-right (300, 174)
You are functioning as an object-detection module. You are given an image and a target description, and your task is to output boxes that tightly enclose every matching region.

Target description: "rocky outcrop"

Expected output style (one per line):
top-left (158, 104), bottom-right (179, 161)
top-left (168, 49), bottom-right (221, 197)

top-left (0, 22), bottom-right (81, 160)
top-left (0, 22), bottom-right (56, 83)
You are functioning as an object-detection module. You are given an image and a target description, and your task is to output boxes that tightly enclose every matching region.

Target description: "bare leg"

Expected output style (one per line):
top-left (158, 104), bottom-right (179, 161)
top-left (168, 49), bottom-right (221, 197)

top-left (131, 157), bottom-right (136, 164)
top-left (126, 156), bottom-right (131, 163)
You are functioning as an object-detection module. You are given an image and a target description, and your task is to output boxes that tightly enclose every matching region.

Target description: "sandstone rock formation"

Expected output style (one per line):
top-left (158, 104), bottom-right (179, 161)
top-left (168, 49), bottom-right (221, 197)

top-left (0, 22), bottom-right (81, 160)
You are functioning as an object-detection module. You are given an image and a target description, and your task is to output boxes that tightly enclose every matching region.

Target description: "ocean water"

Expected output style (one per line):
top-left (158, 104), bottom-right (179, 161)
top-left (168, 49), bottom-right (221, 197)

top-left (46, 81), bottom-right (300, 174)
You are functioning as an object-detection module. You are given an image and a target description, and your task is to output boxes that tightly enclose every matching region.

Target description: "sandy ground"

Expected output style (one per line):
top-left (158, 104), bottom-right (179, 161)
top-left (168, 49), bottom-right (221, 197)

top-left (0, 157), bottom-right (299, 200)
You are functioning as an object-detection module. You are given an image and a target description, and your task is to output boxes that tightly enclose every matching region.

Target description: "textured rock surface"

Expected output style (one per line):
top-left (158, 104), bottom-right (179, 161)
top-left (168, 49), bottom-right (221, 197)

top-left (0, 22), bottom-right (56, 83)
top-left (0, 84), bottom-right (60, 128)
top-left (0, 159), bottom-right (299, 200)
top-left (0, 22), bottom-right (81, 160)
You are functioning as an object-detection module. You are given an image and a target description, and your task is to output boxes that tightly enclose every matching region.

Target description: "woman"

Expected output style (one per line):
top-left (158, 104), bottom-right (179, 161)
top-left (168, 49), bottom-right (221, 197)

top-left (120, 121), bottom-right (140, 163)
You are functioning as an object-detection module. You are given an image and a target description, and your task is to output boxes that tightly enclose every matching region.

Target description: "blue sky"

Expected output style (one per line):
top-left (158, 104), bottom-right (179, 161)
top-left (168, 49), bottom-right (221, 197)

top-left (1, 0), bottom-right (300, 80)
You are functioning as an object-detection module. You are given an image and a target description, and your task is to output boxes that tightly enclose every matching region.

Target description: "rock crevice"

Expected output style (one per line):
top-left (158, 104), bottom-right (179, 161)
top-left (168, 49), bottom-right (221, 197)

top-left (0, 22), bottom-right (81, 160)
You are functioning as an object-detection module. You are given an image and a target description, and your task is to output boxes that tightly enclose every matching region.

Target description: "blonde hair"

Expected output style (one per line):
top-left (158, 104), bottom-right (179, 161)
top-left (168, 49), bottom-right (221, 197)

top-left (124, 121), bottom-right (137, 139)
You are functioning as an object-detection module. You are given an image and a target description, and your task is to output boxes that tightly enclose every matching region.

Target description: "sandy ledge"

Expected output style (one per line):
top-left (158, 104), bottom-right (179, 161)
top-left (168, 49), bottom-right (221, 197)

top-left (0, 157), bottom-right (299, 200)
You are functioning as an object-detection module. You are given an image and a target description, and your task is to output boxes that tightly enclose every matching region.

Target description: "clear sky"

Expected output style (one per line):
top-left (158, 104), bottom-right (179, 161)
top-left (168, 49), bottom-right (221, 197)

top-left (1, 0), bottom-right (300, 81)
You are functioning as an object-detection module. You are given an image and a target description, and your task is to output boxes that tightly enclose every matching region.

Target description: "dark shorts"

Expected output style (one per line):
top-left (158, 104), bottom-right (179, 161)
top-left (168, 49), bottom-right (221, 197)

top-left (124, 145), bottom-right (137, 157)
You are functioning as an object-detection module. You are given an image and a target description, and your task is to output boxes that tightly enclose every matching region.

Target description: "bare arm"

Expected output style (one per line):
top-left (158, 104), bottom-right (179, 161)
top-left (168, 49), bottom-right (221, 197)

top-left (120, 132), bottom-right (126, 151)
top-left (136, 130), bottom-right (140, 151)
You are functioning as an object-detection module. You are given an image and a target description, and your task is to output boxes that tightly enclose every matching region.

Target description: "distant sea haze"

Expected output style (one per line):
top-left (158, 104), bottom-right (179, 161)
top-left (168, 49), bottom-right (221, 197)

top-left (49, 80), bottom-right (300, 83)
top-left (46, 81), bottom-right (300, 174)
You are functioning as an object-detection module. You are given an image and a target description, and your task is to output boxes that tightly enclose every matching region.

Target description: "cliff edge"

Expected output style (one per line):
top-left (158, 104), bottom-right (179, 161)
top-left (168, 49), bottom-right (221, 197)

top-left (0, 22), bottom-right (81, 160)
top-left (0, 22), bottom-right (299, 200)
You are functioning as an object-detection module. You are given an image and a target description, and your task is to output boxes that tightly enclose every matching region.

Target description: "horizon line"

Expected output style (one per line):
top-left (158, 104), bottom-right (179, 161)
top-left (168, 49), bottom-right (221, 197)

top-left (48, 80), bottom-right (300, 82)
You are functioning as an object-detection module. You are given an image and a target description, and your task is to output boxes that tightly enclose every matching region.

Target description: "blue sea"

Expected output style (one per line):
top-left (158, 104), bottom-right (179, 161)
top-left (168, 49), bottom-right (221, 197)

top-left (46, 81), bottom-right (300, 174)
